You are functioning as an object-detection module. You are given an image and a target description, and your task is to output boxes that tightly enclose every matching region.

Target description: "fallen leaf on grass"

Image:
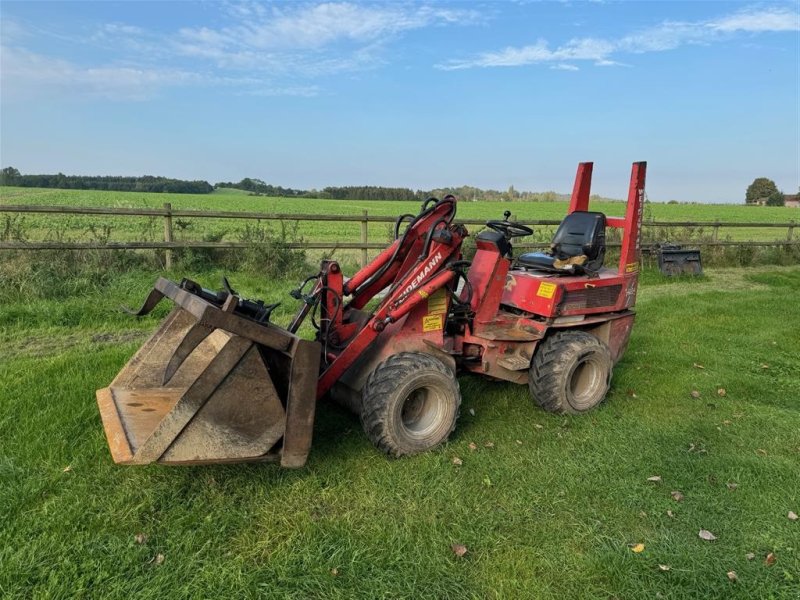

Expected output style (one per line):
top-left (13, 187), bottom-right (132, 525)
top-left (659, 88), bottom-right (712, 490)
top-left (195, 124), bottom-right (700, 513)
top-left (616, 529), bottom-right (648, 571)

top-left (726, 570), bottom-right (737, 582)
top-left (764, 552), bottom-right (776, 566)
top-left (666, 510), bottom-right (675, 518)
top-left (691, 390), bottom-right (701, 399)
top-left (483, 441), bottom-right (494, 448)
top-left (726, 482), bottom-right (738, 491)
top-left (534, 424), bottom-right (543, 430)
top-left (134, 533), bottom-right (147, 545)
top-left (482, 476), bottom-right (492, 487)
top-left (468, 408), bottom-right (475, 416)
top-left (693, 363), bottom-right (705, 369)
top-left (699, 529), bottom-right (717, 541)
top-left (788, 511), bottom-right (798, 521)
top-left (330, 568), bottom-right (339, 576)
top-left (671, 491), bottom-right (684, 502)
top-left (149, 554), bottom-right (165, 566)
top-left (626, 389), bottom-right (638, 398)
top-left (639, 511), bottom-right (648, 518)
top-left (658, 564), bottom-right (671, 571)
top-left (630, 543), bottom-right (645, 553)
top-left (62, 465), bottom-right (72, 473)
top-left (722, 420), bottom-right (732, 426)
top-left (451, 457), bottom-right (463, 466)
top-left (647, 475), bottom-right (662, 483)
top-left (468, 442), bottom-right (477, 451)
top-left (745, 553), bottom-right (755, 561)
top-left (760, 363), bottom-right (769, 369)
top-left (756, 449), bottom-right (768, 456)
top-left (717, 388), bottom-right (727, 397)
top-left (515, 440), bottom-right (523, 445)
top-left (451, 544), bottom-right (468, 557)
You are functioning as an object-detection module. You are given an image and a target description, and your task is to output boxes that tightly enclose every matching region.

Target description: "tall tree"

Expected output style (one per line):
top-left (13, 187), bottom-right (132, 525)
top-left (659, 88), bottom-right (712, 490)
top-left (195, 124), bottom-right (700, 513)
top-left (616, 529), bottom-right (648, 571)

top-left (745, 177), bottom-right (779, 204)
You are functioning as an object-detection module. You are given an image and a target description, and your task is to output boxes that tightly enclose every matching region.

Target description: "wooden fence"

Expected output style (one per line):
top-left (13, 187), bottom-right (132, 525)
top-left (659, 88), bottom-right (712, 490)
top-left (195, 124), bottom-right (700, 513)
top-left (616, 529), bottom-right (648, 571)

top-left (0, 203), bottom-right (796, 269)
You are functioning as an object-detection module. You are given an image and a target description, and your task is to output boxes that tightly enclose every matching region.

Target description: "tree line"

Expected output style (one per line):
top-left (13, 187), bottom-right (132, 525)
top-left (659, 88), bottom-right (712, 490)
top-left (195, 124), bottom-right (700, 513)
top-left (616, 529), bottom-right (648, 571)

top-left (215, 178), bottom-right (571, 202)
top-left (2, 167), bottom-right (579, 202)
top-left (0, 167), bottom-right (213, 194)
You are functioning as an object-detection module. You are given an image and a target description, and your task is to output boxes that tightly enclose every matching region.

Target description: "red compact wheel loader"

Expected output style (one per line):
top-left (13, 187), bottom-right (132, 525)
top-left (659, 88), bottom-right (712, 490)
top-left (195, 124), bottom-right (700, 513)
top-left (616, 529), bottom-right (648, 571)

top-left (97, 161), bottom-right (646, 466)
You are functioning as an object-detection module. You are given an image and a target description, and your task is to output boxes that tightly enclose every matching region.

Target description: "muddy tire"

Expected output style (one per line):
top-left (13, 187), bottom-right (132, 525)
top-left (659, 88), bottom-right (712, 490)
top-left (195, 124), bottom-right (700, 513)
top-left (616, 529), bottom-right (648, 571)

top-left (529, 331), bottom-right (613, 414)
top-left (361, 352), bottom-right (461, 457)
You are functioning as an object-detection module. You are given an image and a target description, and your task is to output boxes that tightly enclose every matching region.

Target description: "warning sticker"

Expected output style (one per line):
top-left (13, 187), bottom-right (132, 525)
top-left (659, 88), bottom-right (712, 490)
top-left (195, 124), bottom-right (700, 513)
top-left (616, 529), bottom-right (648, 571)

top-left (422, 314), bottom-right (444, 332)
top-left (537, 282), bottom-right (557, 299)
top-left (625, 262), bottom-right (639, 273)
top-left (427, 288), bottom-right (448, 315)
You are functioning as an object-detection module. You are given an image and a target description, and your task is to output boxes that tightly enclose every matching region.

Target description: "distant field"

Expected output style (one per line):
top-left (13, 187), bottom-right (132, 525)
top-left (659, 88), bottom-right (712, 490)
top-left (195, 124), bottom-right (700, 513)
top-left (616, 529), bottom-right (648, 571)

top-left (1, 187), bottom-right (797, 262)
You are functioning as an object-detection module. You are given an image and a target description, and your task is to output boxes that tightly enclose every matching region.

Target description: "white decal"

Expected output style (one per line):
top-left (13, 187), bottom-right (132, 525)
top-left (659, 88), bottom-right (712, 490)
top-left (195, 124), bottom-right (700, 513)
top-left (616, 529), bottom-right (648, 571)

top-left (401, 251), bottom-right (443, 297)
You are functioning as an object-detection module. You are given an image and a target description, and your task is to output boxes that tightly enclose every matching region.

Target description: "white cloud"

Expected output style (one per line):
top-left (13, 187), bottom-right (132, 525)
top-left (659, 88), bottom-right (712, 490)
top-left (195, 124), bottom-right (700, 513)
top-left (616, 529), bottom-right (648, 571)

top-left (1, 2), bottom-right (480, 101)
top-left (0, 45), bottom-right (201, 100)
top-left (550, 64), bottom-right (579, 71)
top-left (709, 7), bottom-right (799, 32)
top-left (438, 5), bottom-right (800, 70)
top-left (173, 2), bottom-right (480, 72)
top-left (0, 45), bottom-right (318, 101)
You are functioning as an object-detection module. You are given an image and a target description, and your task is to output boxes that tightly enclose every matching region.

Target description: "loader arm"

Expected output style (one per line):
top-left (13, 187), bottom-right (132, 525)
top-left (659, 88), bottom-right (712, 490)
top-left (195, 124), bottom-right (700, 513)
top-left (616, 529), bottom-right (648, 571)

top-left (289, 196), bottom-right (468, 399)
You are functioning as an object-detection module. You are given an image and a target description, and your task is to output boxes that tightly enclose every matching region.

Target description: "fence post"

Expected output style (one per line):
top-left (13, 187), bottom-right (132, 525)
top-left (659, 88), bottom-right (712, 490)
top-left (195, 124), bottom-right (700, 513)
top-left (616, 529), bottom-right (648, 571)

top-left (361, 210), bottom-right (369, 268)
top-left (788, 221), bottom-right (795, 242)
top-left (712, 222), bottom-right (720, 242)
top-left (163, 202), bottom-right (173, 270)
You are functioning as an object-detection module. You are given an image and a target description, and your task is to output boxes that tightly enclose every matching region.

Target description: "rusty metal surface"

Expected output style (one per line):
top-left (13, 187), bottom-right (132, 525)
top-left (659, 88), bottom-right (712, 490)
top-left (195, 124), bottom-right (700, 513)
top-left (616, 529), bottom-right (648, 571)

top-left (97, 280), bottom-right (322, 467)
top-left (281, 339), bottom-right (323, 468)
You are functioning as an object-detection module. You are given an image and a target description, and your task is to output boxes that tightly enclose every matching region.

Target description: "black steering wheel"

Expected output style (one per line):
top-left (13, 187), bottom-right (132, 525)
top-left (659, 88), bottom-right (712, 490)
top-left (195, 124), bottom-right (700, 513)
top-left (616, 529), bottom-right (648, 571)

top-left (486, 211), bottom-right (533, 238)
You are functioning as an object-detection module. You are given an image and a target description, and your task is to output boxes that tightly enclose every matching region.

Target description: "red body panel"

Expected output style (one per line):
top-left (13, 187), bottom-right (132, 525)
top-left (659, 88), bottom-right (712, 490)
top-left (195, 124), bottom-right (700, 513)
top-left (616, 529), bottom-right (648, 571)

top-left (286, 162), bottom-right (646, 403)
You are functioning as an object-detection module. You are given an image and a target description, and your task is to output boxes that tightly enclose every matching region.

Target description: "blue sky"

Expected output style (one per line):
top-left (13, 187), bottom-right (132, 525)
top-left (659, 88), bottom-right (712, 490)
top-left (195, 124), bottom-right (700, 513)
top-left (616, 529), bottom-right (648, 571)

top-left (1, 1), bottom-right (798, 202)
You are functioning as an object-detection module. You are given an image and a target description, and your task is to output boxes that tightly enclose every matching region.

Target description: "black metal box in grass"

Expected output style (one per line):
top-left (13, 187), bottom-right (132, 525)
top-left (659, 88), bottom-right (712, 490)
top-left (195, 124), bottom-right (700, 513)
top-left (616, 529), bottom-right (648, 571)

top-left (657, 244), bottom-right (703, 276)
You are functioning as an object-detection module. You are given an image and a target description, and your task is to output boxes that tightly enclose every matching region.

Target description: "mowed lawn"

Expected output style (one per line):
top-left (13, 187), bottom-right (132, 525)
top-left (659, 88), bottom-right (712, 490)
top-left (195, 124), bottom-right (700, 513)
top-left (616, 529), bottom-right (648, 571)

top-left (1, 265), bottom-right (799, 599)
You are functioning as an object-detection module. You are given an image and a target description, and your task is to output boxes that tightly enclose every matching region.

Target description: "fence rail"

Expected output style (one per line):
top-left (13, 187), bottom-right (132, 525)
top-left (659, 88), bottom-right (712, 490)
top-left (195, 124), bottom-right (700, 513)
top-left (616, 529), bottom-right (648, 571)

top-left (1, 203), bottom-right (796, 268)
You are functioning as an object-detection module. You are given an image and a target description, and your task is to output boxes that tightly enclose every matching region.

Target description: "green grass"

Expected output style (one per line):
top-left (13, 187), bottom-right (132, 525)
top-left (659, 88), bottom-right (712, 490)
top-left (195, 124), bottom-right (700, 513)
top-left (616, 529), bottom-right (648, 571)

top-left (1, 264), bottom-right (798, 599)
top-left (1, 186), bottom-right (797, 251)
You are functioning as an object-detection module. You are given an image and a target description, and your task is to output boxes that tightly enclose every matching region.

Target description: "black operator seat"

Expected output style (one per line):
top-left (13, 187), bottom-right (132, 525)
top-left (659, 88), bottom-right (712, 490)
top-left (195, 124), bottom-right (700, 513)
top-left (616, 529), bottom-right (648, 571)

top-left (516, 211), bottom-right (606, 275)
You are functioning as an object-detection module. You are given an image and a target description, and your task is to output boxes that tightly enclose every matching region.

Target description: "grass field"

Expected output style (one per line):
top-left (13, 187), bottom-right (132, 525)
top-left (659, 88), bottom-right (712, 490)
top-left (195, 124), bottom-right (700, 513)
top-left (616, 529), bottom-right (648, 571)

top-left (1, 263), bottom-right (798, 599)
top-left (1, 187), bottom-right (797, 253)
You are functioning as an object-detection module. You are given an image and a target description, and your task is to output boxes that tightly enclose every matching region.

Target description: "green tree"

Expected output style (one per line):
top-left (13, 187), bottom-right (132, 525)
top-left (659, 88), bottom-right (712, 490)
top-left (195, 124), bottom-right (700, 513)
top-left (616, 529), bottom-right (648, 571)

top-left (0, 166), bottom-right (20, 185)
top-left (765, 190), bottom-right (785, 207)
top-left (745, 177), bottom-right (779, 204)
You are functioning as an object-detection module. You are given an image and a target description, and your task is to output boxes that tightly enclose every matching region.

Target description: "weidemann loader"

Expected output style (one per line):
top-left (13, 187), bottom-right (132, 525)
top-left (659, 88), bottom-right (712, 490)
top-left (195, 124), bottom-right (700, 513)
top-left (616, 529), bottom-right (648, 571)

top-left (97, 161), bottom-right (646, 467)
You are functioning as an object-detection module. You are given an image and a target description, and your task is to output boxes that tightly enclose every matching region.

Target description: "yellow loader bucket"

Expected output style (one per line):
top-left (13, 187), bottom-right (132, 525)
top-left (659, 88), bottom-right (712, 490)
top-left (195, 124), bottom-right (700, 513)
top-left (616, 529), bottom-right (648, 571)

top-left (96, 278), bottom-right (321, 467)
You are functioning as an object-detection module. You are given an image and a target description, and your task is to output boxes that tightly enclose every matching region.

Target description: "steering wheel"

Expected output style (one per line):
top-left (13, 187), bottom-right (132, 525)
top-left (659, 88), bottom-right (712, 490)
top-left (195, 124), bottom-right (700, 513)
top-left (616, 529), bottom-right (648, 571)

top-left (486, 211), bottom-right (533, 238)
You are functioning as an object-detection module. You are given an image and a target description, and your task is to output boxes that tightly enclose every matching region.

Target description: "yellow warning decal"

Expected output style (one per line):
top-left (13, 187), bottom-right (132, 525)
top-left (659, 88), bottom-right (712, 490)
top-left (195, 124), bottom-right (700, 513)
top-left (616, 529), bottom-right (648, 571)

top-left (625, 262), bottom-right (639, 273)
top-left (422, 314), bottom-right (444, 332)
top-left (537, 282), bottom-right (557, 299)
top-left (427, 288), bottom-right (448, 315)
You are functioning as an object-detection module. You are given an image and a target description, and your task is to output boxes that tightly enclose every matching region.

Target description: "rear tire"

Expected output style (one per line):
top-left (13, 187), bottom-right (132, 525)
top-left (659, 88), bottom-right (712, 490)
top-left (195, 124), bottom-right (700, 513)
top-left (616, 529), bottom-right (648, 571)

top-left (361, 352), bottom-right (461, 457)
top-left (529, 331), bottom-right (613, 414)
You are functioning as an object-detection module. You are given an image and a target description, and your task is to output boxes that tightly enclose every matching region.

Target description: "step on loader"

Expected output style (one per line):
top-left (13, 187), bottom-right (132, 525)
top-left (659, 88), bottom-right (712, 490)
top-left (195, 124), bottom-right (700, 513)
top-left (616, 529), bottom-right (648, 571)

top-left (97, 161), bottom-right (647, 467)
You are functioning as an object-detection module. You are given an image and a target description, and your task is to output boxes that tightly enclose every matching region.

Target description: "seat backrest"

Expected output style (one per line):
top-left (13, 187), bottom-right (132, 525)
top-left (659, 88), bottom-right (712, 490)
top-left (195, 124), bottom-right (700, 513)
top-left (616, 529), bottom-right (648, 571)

top-left (552, 211), bottom-right (606, 261)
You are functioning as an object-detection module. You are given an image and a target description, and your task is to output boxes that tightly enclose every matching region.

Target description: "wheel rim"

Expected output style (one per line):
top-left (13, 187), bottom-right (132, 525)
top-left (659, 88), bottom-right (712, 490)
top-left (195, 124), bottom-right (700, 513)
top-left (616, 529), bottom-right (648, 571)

top-left (568, 354), bottom-right (607, 410)
top-left (400, 386), bottom-right (447, 439)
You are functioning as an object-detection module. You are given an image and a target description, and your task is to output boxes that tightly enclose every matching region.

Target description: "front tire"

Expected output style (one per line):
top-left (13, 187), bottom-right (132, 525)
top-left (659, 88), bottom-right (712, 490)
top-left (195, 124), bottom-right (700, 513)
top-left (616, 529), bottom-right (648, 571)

top-left (361, 352), bottom-right (461, 457)
top-left (529, 331), bottom-right (613, 414)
